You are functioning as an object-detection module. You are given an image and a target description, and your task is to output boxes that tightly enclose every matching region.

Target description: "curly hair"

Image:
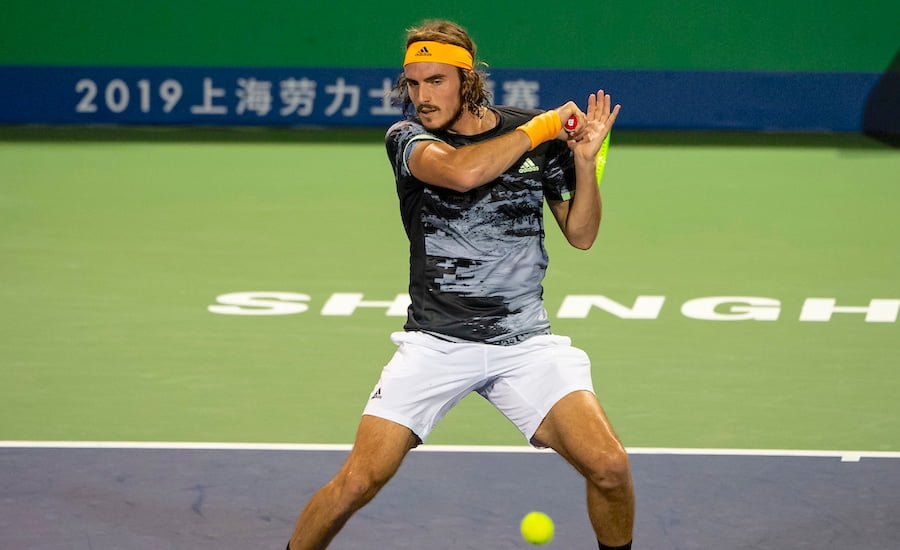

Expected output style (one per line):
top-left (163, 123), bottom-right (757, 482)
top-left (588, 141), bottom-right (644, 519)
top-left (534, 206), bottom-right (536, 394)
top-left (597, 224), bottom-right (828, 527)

top-left (392, 20), bottom-right (492, 117)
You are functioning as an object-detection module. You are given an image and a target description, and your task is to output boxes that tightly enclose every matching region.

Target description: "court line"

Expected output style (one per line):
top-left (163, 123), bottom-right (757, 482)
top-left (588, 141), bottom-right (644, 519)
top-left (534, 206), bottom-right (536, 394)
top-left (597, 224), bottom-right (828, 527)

top-left (1, 441), bottom-right (898, 462)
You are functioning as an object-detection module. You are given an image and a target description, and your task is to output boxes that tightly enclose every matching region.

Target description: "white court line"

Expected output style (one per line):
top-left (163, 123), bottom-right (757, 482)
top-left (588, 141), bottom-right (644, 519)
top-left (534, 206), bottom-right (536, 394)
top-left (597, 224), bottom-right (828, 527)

top-left (1, 441), bottom-right (899, 462)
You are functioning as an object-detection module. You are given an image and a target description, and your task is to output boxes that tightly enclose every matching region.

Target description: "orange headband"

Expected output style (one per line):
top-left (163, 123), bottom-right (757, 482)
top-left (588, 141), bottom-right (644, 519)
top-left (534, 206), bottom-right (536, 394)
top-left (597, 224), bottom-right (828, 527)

top-left (404, 41), bottom-right (474, 70)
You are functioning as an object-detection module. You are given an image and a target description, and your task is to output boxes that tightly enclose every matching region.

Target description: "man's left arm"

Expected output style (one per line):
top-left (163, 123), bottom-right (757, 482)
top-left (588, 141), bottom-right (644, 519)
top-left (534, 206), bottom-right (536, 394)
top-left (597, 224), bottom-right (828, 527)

top-left (548, 160), bottom-right (602, 250)
top-left (548, 90), bottom-right (620, 250)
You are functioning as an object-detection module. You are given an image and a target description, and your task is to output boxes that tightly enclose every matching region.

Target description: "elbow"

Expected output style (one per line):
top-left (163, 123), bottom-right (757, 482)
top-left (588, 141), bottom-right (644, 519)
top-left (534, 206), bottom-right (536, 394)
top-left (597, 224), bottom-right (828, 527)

top-left (569, 238), bottom-right (595, 250)
top-left (450, 176), bottom-right (481, 192)
top-left (566, 229), bottom-right (597, 250)
top-left (439, 152), bottom-right (493, 191)
top-left (432, 149), bottom-right (494, 191)
top-left (445, 166), bottom-right (487, 192)
top-left (566, 224), bottom-right (600, 250)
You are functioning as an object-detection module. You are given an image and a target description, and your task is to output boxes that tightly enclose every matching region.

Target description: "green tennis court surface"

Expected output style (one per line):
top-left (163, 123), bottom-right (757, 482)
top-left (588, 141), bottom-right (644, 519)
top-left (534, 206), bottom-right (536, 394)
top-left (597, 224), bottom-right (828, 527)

top-left (1, 127), bottom-right (898, 452)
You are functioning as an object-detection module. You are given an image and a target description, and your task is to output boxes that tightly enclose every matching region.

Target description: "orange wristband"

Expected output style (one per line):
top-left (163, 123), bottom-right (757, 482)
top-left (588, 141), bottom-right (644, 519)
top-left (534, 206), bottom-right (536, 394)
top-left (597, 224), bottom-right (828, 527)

top-left (516, 110), bottom-right (562, 150)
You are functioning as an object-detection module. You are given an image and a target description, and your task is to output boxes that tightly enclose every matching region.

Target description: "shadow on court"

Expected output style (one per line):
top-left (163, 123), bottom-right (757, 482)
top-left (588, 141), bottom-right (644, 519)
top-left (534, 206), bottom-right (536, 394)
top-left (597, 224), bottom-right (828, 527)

top-left (1, 447), bottom-right (898, 549)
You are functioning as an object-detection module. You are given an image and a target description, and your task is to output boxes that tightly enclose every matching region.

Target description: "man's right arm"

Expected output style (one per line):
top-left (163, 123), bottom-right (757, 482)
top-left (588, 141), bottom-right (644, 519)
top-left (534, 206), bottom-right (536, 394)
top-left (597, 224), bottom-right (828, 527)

top-left (407, 102), bottom-right (584, 192)
top-left (407, 130), bottom-right (532, 192)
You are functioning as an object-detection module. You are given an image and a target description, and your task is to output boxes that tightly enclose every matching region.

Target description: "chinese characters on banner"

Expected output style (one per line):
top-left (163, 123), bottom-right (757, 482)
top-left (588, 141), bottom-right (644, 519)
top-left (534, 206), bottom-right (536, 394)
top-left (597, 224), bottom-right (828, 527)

top-left (188, 76), bottom-right (389, 118)
top-left (60, 68), bottom-right (548, 125)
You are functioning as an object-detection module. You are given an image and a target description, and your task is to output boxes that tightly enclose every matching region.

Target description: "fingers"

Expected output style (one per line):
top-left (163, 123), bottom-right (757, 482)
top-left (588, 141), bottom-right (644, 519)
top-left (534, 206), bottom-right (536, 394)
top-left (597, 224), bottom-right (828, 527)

top-left (588, 90), bottom-right (618, 122)
top-left (580, 92), bottom-right (601, 123)
top-left (577, 90), bottom-right (618, 130)
top-left (607, 102), bottom-right (621, 128)
top-left (557, 91), bottom-right (620, 142)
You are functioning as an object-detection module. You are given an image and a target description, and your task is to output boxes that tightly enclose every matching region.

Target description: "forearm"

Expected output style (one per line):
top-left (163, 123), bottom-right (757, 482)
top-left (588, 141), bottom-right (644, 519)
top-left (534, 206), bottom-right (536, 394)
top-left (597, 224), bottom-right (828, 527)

top-left (560, 158), bottom-right (602, 249)
top-left (436, 130), bottom-right (533, 191)
top-left (450, 110), bottom-right (565, 189)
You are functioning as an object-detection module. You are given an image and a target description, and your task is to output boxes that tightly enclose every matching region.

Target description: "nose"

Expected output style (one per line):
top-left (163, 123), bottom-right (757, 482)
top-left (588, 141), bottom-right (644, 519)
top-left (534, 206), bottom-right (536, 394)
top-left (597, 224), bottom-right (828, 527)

top-left (414, 86), bottom-right (429, 104)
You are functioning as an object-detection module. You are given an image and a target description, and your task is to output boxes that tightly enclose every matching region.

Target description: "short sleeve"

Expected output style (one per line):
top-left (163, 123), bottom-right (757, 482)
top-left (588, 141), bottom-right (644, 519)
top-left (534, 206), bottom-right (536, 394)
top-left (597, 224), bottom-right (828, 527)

top-left (385, 120), bottom-right (445, 179)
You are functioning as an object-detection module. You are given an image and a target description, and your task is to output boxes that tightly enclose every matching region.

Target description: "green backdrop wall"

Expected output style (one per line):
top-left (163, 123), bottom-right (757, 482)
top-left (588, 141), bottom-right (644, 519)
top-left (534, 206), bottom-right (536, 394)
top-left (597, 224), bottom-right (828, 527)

top-left (2, 0), bottom-right (897, 71)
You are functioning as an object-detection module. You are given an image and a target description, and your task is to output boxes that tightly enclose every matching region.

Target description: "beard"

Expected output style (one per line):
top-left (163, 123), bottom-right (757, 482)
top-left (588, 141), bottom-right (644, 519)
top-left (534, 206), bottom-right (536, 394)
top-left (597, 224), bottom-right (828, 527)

top-left (417, 103), bottom-right (465, 133)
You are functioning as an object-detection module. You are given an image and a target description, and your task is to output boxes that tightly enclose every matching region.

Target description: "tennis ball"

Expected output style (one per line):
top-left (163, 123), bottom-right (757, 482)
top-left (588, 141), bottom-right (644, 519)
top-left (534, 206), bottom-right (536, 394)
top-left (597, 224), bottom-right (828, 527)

top-left (520, 511), bottom-right (554, 545)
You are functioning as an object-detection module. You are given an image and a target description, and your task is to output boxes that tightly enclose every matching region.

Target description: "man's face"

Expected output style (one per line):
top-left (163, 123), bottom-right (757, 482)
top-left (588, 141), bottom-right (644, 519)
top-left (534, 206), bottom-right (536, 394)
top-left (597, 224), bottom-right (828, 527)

top-left (403, 62), bottom-right (464, 132)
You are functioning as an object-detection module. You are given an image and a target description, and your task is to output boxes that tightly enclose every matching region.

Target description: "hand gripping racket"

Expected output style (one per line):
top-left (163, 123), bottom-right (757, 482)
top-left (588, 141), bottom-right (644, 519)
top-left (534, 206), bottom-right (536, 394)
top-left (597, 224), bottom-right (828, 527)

top-left (566, 115), bottom-right (611, 186)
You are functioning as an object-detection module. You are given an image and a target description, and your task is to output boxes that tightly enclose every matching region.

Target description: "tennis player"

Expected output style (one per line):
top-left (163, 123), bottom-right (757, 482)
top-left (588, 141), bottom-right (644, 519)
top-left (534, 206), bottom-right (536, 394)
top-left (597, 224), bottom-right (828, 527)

top-left (287, 19), bottom-right (633, 549)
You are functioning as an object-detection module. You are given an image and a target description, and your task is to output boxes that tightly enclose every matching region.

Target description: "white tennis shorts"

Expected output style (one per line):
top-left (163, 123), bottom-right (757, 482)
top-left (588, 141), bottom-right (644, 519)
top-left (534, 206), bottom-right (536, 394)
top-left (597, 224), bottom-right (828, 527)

top-left (362, 331), bottom-right (595, 447)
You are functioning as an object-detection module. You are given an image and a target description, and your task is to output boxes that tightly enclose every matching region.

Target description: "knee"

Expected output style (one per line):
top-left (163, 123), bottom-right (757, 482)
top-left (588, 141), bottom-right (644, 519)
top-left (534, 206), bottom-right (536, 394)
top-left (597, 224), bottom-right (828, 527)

top-left (584, 446), bottom-right (632, 492)
top-left (334, 469), bottom-right (389, 508)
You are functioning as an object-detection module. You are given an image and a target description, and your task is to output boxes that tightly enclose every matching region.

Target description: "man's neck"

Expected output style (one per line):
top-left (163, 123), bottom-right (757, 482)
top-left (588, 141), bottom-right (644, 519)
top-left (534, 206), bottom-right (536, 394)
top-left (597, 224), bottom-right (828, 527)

top-left (447, 107), bottom-right (497, 136)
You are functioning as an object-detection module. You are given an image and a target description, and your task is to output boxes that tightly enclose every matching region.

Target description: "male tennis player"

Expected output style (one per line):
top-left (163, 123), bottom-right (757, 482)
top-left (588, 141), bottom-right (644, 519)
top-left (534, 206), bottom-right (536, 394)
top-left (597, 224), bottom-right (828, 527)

top-left (287, 20), bottom-right (633, 549)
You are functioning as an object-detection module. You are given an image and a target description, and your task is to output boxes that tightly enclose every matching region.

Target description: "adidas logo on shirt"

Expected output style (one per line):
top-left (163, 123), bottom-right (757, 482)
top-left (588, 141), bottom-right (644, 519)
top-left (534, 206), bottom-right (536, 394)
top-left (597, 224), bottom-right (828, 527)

top-left (518, 158), bottom-right (539, 174)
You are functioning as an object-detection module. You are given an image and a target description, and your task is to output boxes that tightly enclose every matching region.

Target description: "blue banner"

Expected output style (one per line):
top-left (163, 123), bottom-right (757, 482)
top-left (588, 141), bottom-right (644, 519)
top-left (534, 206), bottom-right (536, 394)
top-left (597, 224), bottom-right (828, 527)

top-left (0, 66), bottom-right (880, 131)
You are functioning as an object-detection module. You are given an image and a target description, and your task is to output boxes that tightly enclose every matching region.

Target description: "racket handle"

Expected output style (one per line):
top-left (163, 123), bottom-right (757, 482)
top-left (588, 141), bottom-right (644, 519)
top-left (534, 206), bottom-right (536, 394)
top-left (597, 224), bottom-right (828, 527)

top-left (564, 115), bottom-right (578, 132)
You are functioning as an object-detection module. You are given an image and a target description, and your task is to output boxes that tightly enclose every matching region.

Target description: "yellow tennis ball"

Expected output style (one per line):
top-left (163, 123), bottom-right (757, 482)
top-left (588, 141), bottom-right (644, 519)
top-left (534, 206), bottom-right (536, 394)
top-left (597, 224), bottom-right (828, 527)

top-left (520, 511), bottom-right (555, 545)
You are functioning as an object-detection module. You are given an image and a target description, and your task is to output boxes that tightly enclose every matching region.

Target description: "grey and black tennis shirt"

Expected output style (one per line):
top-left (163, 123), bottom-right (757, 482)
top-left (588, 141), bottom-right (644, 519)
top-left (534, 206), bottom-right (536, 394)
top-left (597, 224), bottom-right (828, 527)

top-left (385, 106), bottom-right (576, 345)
